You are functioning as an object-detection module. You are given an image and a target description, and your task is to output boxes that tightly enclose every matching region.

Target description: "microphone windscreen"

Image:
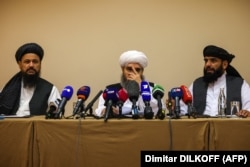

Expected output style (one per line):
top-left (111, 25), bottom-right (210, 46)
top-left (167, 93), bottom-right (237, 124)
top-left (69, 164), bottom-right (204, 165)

top-left (140, 81), bottom-right (151, 101)
top-left (61, 86), bottom-right (74, 100)
top-left (102, 90), bottom-right (107, 100)
top-left (180, 85), bottom-right (192, 104)
top-left (126, 80), bottom-right (140, 101)
top-left (105, 87), bottom-right (119, 102)
top-left (118, 88), bottom-right (128, 102)
top-left (77, 86), bottom-right (91, 100)
top-left (170, 87), bottom-right (183, 99)
top-left (152, 84), bottom-right (164, 99)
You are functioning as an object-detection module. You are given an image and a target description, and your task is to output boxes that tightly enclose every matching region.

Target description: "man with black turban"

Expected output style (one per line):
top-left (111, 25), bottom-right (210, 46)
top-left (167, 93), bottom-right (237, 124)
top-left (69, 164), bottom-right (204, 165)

top-left (0, 43), bottom-right (61, 116)
top-left (179, 45), bottom-right (250, 118)
top-left (95, 50), bottom-right (166, 118)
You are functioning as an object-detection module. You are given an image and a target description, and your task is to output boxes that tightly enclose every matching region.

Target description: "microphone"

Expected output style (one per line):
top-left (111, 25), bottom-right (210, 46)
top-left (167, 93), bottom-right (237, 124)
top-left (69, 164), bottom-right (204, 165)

top-left (84, 90), bottom-right (103, 116)
top-left (72, 86), bottom-right (90, 117)
top-left (45, 98), bottom-right (60, 119)
top-left (166, 91), bottom-right (174, 116)
top-left (141, 81), bottom-right (154, 119)
top-left (180, 85), bottom-right (196, 118)
top-left (117, 88), bottom-right (128, 118)
top-left (152, 84), bottom-right (165, 120)
top-left (126, 80), bottom-right (140, 119)
top-left (54, 86), bottom-right (74, 119)
top-left (103, 87), bottom-right (119, 122)
top-left (170, 87), bottom-right (183, 119)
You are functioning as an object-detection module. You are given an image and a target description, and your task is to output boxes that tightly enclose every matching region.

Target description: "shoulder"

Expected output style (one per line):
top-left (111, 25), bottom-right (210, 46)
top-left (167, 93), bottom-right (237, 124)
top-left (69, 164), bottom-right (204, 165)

top-left (193, 77), bottom-right (203, 83)
top-left (105, 83), bottom-right (122, 90)
top-left (38, 78), bottom-right (53, 87)
top-left (226, 75), bottom-right (243, 82)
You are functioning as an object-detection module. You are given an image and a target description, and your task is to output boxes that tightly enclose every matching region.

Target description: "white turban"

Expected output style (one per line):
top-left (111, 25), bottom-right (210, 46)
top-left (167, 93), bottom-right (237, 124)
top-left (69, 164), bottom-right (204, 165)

top-left (119, 50), bottom-right (148, 68)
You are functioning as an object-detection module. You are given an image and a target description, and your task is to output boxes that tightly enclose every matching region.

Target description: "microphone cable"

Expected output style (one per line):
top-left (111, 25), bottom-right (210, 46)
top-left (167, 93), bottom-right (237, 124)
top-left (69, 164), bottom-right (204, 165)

top-left (166, 93), bottom-right (173, 150)
top-left (168, 113), bottom-right (173, 151)
top-left (74, 116), bottom-right (88, 167)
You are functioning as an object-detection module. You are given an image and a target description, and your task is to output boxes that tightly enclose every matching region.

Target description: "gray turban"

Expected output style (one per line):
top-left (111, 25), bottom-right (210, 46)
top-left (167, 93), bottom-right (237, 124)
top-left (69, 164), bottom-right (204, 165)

top-left (119, 50), bottom-right (148, 68)
top-left (15, 43), bottom-right (44, 62)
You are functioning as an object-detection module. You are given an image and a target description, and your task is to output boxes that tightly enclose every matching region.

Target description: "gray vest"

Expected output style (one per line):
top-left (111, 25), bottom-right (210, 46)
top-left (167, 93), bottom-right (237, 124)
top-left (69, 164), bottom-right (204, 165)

top-left (193, 75), bottom-right (243, 115)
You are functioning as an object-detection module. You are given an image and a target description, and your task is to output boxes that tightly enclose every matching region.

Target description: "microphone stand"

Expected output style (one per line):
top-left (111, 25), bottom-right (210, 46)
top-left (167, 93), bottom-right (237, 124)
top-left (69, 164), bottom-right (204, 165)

top-left (131, 100), bottom-right (139, 119)
top-left (116, 101), bottom-right (123, 119)
top-left (104, 100), bottom-right (113, 122)
top-left (84, 90), bottom-right (103, 117)
top-left (173, 97), bottom-right (181, 119)
top-left (144, 102), bottom-right (154, 119)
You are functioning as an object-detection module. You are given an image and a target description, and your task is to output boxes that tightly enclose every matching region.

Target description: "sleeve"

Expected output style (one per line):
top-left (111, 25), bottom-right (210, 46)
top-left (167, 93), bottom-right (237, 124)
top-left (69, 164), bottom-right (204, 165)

top-left (47, 86), bottom-right (61, 104)
top-left (241, 80), bottom-right (250, 111)
top-left (94, 95), bottom-right (106, 117)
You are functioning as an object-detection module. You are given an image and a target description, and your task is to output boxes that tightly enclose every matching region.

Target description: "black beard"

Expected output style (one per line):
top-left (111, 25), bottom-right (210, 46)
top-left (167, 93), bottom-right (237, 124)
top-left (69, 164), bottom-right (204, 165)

top-left (22, 71), bottom-right (40, 88)
top-left (203, 66), bottom-right (224, 83)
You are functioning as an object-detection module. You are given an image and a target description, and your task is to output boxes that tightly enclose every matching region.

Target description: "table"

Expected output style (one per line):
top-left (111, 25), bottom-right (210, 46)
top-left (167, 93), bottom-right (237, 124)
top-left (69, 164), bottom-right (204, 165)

top-left (0, 116), bottom-right (249, 167)
top-left (32, 117), bottom-right (209, 167)
top-left (209, 117), bottom-right (250, 150)
top-left (0, 118), bottom-right (34, 167)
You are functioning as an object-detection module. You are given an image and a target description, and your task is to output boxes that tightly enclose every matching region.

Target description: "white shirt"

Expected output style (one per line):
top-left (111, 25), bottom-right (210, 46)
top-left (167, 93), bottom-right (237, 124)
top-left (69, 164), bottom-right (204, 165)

top-left (16, 82), bottom-right (61, 116)
top-left (94, 86), bottom-right (166, 117)
top-left (180, 73), bottom-right (250, 116)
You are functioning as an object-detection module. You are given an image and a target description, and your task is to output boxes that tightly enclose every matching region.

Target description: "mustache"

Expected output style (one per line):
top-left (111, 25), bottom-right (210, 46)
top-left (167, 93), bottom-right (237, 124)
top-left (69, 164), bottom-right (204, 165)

top-left (26, 68), bottom-right (37, 72)
top-left (205, 67), bottom-right (215, 72)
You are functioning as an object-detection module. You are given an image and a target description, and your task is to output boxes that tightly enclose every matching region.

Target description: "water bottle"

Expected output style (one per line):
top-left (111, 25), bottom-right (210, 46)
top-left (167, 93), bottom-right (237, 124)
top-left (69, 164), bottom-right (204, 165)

top-left (218, 88), bottom-right (226, 117)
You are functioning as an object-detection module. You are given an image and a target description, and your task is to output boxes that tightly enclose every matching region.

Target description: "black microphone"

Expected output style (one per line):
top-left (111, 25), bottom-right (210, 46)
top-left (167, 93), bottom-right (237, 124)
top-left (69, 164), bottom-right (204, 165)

top-left (84, 90), bottom-right (103, 116)
top-left (72, 86), bottom-right (90, 117)
top-left (141, 81), bottom-right (154, 119)
top-left (45, 98), bottom-right (60, 119)
top-left (54, 86), bottom-right (74, 119)
top-left (170, 87), bottom-right (183, 119)
top-left (166, 91), bottom-right (174, 117)
top-left (152, 84), bottom-right (165, 120)
top-left (126, 80), bottom-right (140, 119)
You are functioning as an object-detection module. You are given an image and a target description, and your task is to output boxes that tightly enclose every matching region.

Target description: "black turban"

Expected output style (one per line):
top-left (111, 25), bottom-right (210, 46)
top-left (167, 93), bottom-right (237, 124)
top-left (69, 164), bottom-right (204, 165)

top-left (203, 45), bottom-right (242, 78)
top-left (15, 43), bottom-right (44, 62)
top-left (203, 45), bottom-right (235, 63)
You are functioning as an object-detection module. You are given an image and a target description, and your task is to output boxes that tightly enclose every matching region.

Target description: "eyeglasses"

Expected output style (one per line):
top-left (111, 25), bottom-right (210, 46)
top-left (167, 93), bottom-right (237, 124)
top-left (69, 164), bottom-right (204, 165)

top-left (125, 66), bottom-right (142, 73)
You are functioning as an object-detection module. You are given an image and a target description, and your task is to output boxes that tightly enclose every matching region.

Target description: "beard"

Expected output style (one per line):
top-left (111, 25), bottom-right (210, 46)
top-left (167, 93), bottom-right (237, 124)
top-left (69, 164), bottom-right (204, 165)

top-left (203, 65), bottom-right (224, 83)
top-left (22, 68), bottom-right (40, 88)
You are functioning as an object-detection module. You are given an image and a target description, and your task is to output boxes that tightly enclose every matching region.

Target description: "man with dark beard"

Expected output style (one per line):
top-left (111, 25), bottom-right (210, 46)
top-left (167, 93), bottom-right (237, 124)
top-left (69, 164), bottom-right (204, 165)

top-left (0, 43), bottom-right (61, 116)
top-left (180, 45), bottom-right (250, 117)
top-left (94, 50), bottom-right (165, 118)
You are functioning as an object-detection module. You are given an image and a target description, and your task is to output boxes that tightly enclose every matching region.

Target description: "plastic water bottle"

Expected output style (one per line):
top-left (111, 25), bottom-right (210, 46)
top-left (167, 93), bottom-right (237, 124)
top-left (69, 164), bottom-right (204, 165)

top-left (218, 88), bottom-right (226, 117)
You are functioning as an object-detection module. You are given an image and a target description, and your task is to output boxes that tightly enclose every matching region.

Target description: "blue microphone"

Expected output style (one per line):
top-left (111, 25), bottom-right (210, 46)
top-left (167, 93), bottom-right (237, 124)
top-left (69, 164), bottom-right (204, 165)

top-left (141, 81), bottom-right (154, 119)
top-left (170, 87), bottom-right (183, 119)
top-left (72, 86), bottom-right (91, 117)
top-left (54, 86), bottom-right (74, 119)
top-left (103, 87), bottom-right (119, 122)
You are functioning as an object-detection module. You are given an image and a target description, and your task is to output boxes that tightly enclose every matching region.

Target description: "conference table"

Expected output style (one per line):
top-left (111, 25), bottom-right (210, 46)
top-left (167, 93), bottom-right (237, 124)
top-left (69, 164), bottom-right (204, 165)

top-left (0, 115), bottom-right (249, 167)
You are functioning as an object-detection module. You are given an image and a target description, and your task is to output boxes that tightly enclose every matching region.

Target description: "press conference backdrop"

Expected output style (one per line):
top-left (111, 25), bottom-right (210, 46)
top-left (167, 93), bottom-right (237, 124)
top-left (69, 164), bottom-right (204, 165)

top-left (0, 0), bottom-right (250, 116)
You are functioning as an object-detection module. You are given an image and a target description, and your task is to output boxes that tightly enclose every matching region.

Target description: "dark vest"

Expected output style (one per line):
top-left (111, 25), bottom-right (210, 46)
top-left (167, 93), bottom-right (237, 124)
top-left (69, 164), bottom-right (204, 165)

top-left (106, 82), bottom-right (155, 90)
top-left (193, 75), bottom-right (243, 115)
top-left (12, 78), bottom-right (53, 115)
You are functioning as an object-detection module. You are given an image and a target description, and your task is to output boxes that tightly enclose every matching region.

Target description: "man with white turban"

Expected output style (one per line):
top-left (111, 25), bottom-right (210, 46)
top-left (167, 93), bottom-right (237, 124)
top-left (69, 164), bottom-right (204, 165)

top-left (95, 50), bottom-right (166, 118)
